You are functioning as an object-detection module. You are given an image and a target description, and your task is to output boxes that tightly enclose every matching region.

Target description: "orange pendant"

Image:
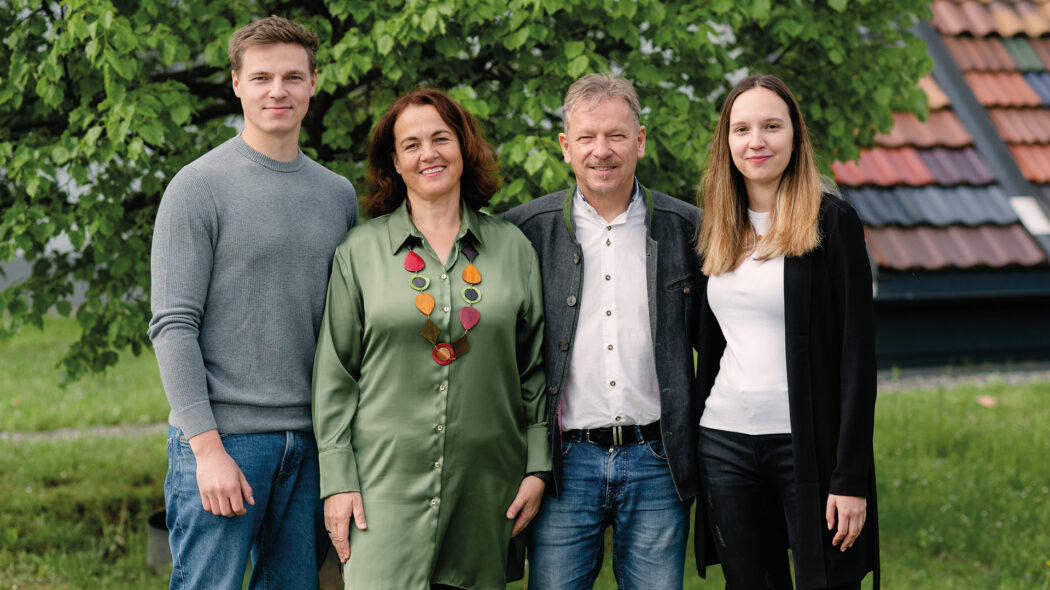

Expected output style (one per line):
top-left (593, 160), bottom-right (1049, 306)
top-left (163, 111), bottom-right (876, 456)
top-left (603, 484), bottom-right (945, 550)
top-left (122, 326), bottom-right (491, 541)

top-left (415, 293), bottom-right (435, 315)
top-left (462, 263), bottom-right (481, 285)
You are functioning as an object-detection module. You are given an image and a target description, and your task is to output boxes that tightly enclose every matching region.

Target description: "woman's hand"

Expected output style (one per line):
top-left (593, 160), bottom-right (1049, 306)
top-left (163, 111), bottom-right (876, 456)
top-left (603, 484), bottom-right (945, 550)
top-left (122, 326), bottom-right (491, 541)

top-left (826, 494), bottom-right (866, 552)
top-left (505, 475), bottom-right (546, 537)
top-left (324, 492), bottom-right (368, 563)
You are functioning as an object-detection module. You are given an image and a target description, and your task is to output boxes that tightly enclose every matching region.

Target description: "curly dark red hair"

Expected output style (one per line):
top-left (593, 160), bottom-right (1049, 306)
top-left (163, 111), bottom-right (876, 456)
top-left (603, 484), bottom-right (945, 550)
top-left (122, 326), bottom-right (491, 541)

top-left (365, 89), bottom-right (501, 218)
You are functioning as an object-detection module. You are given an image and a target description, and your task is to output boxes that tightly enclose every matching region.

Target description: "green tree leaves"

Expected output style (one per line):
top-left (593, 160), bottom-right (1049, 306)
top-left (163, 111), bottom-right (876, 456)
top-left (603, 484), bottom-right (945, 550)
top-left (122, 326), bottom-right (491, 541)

top-left (0, 0), bottom-right (931, 379)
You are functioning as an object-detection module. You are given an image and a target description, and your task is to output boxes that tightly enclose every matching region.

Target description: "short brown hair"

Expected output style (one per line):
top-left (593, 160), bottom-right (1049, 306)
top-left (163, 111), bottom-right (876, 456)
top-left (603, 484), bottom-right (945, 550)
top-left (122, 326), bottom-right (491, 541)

top-left (365, 89), bottom-right (501, 218)
top-left (228, 16), bottom-right (319, 73)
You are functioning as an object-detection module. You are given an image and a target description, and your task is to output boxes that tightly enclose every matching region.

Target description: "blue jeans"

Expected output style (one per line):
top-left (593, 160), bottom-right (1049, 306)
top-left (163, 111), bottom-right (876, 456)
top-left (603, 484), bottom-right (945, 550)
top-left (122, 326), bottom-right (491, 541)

top-left (164, 426), bottom-right (327, 590)
top-left (527, 432), bottom-right (691, 590)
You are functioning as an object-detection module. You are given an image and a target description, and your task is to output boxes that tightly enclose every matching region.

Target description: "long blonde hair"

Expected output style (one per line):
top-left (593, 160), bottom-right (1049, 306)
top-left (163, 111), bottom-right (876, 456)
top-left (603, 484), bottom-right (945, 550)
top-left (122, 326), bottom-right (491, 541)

top-left (697, 74), bottom-right (823, 276)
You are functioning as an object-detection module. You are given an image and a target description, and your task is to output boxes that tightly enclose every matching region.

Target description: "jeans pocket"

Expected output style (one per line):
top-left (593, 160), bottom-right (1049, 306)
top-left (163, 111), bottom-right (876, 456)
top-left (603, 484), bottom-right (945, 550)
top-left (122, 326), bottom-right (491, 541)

top-left (642, 439), bottom-right (668, 461)
top-left (560, 438), bottom-right (576, 457)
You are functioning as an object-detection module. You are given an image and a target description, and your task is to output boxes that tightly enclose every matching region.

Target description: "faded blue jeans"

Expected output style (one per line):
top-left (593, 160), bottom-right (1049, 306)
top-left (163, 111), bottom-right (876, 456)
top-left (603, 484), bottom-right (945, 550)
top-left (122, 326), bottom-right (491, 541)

top-left (526, 432), bottom-right (691, 590)
top-left (164, 426), bottom-right (327, 590)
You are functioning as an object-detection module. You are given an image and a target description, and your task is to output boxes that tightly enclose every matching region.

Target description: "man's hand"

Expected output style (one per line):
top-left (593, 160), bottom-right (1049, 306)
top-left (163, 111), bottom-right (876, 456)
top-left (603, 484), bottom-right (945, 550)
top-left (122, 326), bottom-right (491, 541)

top-left (325, 492), bottom-right (368, 563)
top-left (505, 475), bottom-right (546, 538)
top-left (189, 429), bottom-right (254, 517)
top-left (826, 494), bottom-right (867, 552)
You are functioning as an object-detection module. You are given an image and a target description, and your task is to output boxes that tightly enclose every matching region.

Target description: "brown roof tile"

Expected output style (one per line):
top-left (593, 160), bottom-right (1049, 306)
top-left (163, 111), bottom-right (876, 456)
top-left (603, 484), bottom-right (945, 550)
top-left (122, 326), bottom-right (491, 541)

top-left (864, 225), bottom-right (1048, 270)
top-left (963, 0), bottom-right (1000, 35)
top-left (831, 148), bottom-right (937, 187)
top-left (989, 1), bottom-right (1026, 36)
top-left (944, 37), bottom-right (1015, 71)
top-left (875, 111), bottom-right (973, 148)
top-left (1009, 145), bottom-right (1050, 181)
top-left (919, 76), bottom-right (951, 110)
top-left (987, 108), bottom-right (1050, 142)
top-left (965, 72), bottom-right (1043, 106)
top-left (1028, 38), bottom-right (1050, 71)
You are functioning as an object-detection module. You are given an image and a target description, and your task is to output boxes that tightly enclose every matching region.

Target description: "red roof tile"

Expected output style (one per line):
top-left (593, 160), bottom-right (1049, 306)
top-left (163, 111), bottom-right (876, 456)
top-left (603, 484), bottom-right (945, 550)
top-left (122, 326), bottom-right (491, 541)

top-left (875, 111), bottom-right (973, 148)
top-left (1009, 145), bottom-right (1050, 181)
top-left (919, 76), bottom-right (951, 110)
top-left (944, 37), bottom-right (1015, 71)
top-left (933, 0), bottom-right (997, 35)
top-left (987, 108), bottom-right (1050, 142)
top-left (864, 225), bottom-right (1048, 270)
top-left (965, 72), bottom-right (1043, 106)
top-left (831, 148), bottom-right (937, 187)
top-left (989, 1), bottom-right (1026, 36)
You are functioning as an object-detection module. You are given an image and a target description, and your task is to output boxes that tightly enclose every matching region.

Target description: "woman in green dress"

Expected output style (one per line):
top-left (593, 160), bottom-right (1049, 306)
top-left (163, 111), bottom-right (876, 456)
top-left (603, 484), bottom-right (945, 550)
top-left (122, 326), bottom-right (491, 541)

top-left (311, 89), bottom-right (551, 590)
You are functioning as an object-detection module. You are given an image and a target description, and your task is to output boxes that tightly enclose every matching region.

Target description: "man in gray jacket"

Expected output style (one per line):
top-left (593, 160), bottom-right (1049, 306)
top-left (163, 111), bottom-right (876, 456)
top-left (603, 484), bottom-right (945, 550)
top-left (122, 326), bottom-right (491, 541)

top-left (503, 73), bottom-right (700, 589)
top-left (148, 16), bottom-right (357, 590)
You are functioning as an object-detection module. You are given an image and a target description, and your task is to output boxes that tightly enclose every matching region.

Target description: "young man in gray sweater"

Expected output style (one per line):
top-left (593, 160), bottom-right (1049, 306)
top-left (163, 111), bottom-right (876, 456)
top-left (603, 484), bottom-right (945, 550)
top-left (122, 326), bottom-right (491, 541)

top-left (148, 16), bottom-right (357, 590)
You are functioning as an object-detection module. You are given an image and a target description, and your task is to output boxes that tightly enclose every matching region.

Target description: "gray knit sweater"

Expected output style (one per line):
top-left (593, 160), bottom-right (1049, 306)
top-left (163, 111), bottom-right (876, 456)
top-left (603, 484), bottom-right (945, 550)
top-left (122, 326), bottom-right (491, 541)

top-left (148, 135), bottom-right (358, 438)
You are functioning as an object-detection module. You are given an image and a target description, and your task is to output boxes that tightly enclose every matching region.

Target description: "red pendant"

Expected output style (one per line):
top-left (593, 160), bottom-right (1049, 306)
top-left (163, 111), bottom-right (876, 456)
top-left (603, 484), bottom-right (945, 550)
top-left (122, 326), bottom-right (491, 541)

top-left (459, 306), bottom-right (480, 331)
top-left (432, 342), bottom-right (456, 365)
top-left (404, 251), bottom-right (425, 272)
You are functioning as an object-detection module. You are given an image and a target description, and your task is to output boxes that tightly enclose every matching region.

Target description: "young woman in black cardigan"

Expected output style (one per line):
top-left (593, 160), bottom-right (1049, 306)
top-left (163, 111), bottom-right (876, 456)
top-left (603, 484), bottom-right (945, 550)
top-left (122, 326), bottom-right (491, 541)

top-left (693, 74), bottom-right (879, 589)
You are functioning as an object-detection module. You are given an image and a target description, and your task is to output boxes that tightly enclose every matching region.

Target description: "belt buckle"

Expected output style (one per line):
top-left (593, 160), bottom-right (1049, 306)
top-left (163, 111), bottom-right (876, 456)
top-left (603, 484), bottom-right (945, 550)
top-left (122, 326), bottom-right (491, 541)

top-left (611, 425), bottom-right (623, 446)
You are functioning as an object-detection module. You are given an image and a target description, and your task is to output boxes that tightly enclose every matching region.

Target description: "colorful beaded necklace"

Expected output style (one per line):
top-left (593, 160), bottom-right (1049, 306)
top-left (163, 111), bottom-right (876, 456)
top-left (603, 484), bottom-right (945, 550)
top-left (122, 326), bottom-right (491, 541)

top-left (404, 244), bottom-right (482, 365)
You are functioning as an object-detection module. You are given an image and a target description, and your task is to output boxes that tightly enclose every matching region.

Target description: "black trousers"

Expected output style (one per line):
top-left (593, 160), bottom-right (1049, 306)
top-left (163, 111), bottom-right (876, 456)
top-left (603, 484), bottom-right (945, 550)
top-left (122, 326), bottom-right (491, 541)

top-left (698, 427), bottom-right (861, 590)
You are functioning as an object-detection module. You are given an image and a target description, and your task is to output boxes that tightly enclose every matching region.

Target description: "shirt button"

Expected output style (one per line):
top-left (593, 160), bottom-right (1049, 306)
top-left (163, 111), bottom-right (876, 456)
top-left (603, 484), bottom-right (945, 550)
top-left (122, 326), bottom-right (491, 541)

top-left (443, 305), bottom-right (450, 313)
top-left (436, 424), bottom-right (444, 431)
top-left (606, 225), bottom-right (612, 230)
top-left (441, 274), bottom-right (448, 280)
top-left (615, 416), bottom-right (621, 421)
top-left (683, 286), bottom-right (691, 294)
top-left (439, 384), bottom-right (447, 391)
top-left (610, 380), bottom-right (616, 387)
top-left (430, 498), bottom-right (438, 506)
top-left (434, 461), bottom-right (441, 468)
top-left (559, 340), bottom-right (570, 351)
top-left (607, 344), bottom-right (614, 350)
top-left (606, 239), bottom-right (611, 246)
top-left (604, 274), bottom-right (611, 281)
top-left (566, 296), bottom-right (577, 307)
top-left (605, 310), bottom-right (612, 316)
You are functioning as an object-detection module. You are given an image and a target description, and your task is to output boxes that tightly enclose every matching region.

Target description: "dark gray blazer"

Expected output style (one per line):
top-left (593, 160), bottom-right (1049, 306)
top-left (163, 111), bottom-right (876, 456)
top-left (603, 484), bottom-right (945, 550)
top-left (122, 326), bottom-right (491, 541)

top-left (503, 185), bottom-right (701, 500)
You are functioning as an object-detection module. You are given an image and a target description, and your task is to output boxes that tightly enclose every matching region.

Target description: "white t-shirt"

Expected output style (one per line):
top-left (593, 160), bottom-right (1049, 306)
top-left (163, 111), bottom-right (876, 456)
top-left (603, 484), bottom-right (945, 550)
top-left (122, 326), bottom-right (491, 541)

top-left (699, 209), bottom-right (791, 435)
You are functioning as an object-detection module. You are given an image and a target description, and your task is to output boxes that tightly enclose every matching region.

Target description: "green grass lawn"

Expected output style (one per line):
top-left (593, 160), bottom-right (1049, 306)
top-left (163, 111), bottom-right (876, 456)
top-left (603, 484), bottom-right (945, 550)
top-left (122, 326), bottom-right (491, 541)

top-left (1, 318), bottom-right (1049, 588)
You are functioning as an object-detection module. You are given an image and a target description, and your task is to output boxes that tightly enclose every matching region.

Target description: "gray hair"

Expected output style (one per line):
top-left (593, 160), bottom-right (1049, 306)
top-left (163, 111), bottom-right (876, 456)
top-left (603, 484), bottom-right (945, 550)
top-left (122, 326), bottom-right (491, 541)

top-left (562, 73), bottom-right (642, 132)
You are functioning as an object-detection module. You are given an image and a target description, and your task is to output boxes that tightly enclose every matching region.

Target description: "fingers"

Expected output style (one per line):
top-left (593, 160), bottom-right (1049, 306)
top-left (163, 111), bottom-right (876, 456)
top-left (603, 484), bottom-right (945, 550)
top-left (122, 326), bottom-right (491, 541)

top-left (239, 471), bottom-right (255, 508)
top-left (825, 496), bottom-right (836, 531)
top-left (324, 493), bottom-right (364, 563)
top-left (827, 495), bottom-right (867, 552)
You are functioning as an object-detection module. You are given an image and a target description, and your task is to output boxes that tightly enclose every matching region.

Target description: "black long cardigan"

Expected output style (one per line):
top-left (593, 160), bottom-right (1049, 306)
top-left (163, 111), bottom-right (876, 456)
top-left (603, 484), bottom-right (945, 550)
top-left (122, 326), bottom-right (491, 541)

top-left (693, 195), bottom-right (880, 589)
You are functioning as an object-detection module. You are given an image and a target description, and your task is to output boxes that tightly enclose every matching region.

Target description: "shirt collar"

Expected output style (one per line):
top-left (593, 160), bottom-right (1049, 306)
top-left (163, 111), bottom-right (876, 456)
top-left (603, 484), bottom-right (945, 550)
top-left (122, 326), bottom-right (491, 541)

top-left (574, 179), bottom-right (643, 225)
top-left (387, 198), bottom-right (485, 255)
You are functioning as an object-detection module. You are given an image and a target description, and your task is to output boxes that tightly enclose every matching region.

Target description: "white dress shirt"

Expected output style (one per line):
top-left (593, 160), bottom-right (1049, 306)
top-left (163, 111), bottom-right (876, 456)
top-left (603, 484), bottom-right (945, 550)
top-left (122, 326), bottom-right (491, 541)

top-left (561, 185), bottom-right (661, 430)
top-left (700, 209), bottom-right (791, 435)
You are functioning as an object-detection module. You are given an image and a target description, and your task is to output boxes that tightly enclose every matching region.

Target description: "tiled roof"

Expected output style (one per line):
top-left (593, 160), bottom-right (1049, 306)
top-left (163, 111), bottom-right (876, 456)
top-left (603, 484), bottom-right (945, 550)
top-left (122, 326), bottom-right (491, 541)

top-left (987, 107), bottom-right (1050, 143)
top-left (875, 111), bottom-right (972, 148)
top-left (919, 76), bottom-right (952, 109)
top-left (1001, 37), bottom-right (1046, 71)
top-left (944, 36), bottom-right (1015, 70)
top-left (965, 72), bottom-right (1043, 106)
top-left (831, 148), bottom-right (936, 187)
top-left (919, 147), bottom-right (997, 185)
top-left (864, 225), bottom-right (1047, 270)
top-left (845, 186), bottom-right (1020, 227)
top-left (1008, 144), bottom-right (1050, 182)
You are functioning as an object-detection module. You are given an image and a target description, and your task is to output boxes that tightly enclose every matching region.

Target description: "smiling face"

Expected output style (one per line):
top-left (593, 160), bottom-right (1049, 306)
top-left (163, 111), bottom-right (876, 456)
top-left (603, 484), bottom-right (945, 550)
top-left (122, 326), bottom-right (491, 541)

top-left (727, 87), bottom-right (794, 197)
top-left (559, 97), bottom-right (646, 205)
top-left (392, 104), bottom-right (464, 206)
top-left (231, 42), bottom-right (316, 149)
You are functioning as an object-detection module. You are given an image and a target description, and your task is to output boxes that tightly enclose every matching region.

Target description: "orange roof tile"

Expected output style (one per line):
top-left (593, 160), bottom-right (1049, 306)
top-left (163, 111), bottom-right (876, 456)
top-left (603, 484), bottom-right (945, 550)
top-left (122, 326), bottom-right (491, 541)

top-left (944, 37), bottom-right (1015, 71)
top-left (1029, 38), bottom-right (1050, 69)
top-left (1017, 1), bottom-right (1050, 36)
top-left (934, 0), bottom-right (997, 35)
top-left (875, 111), bottom-right (973, 148)
top-left (831, 147), bottom-right (937, 187)
top-left (965, 72), bottom-right (1043, 106)
top-left (989, 1), bottom-right (1026, 36)
top-left (987, 108), bottom-right (1050, 142)
top-left (919, 76), bottom-right (951, 110)
top-left (864, 225), bottom-right (1048, 270)
top-left (1009, 145), bottom-right (1050, 181)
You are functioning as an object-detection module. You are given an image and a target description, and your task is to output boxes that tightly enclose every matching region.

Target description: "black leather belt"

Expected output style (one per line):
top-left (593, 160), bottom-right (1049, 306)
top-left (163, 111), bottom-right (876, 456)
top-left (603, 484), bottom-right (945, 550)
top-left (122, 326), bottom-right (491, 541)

top-left (564, 421), bottom-right (662, 447)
